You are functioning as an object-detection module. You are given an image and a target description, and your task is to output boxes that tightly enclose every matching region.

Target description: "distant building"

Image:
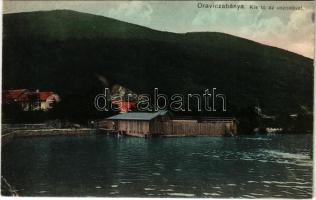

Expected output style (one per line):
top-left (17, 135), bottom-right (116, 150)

top-left (266, 127), bottom-right (283, 133)
top-left (3, 89), bottom-right (60, 111)
top-left (111, 100), bottom-right (136, 113)
top-left (290, 113), bottom-right (298, 118)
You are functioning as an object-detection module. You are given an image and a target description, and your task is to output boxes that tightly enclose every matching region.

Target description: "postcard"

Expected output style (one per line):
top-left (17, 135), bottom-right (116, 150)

top-left (1, 0), bottom-right (314, 198)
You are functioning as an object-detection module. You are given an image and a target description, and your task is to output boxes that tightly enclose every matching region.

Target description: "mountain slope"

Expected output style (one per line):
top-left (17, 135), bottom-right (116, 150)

top-left (2, 10), bottom-right (314, 122)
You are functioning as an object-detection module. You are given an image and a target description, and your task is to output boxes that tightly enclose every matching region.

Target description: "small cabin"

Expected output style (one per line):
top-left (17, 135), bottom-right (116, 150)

top-left (106, 110), bottom-right (170, 137)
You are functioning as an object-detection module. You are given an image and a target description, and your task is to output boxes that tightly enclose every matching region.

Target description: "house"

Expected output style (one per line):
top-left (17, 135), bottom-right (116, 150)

top-left (103, 110), bottom-right (237, 137)
top-left (34, 91), bottom-right (60, 111)
top-left (3, 89), bottom-right (60, 111)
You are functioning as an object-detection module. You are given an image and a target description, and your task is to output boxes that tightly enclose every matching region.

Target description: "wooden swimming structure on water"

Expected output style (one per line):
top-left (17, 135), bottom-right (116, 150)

top-left (97, 110), bottom-right (237, 137)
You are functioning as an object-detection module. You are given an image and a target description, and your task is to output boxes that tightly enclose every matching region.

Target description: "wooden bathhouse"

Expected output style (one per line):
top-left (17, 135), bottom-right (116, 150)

top-left (100, 110), bottom-right (237, 137)
top-left (105, 110), bottom-right (170, 137)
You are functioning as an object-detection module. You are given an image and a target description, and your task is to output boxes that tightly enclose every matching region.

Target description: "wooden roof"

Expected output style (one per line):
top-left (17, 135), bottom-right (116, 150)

top-left (107, 110), bottom-right (168, 121)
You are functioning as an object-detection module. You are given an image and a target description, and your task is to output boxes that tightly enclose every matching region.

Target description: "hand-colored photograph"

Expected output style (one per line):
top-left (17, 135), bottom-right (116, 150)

top-left (1, 0), bottom-right (314, 198)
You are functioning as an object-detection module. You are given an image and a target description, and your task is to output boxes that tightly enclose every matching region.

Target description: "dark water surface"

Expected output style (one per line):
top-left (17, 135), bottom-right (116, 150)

top-left (2, 134), bottom-right (313, 197)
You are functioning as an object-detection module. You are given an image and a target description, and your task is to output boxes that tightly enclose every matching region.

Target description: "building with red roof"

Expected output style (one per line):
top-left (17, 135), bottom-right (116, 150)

top-left (3, 89), bottom-right (60, 111)
top-left (112, 100), bottom-right (136, 113)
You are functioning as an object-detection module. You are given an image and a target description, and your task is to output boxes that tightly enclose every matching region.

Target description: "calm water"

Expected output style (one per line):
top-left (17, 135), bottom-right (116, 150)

top-left (1, 134), bottom-right (313, 198)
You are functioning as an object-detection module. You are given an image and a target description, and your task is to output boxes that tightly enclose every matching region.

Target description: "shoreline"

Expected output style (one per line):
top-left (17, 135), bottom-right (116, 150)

top-left (1, 128), bottom-right (96, 145)
top-left (2, 125), bottom-right (311, 145)
top-left (1, 127), bottom-right (227, 144)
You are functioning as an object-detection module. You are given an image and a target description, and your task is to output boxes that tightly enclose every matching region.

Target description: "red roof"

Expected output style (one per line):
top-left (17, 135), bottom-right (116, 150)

top-left (3, 89), bottom-right (28, 103)
top-left (38, 92), bottom-right (54, 101)
top-left (112, 100), bottom-right (136, 113)
top-left (3, 89), bottom-right (27, 99)
top-left (3, 89), bottom-right (55, 103)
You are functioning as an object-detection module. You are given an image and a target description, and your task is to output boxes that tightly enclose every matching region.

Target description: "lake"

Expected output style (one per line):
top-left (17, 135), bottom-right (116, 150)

top-left (1, 134), bottom-right (313, 197)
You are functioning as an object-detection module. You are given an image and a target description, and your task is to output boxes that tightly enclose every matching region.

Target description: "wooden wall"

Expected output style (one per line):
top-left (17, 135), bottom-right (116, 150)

top-left (100, 118), bottom-right (237, 137)
top-left (118, 120), bottom-right (150, 137)
top-left (150, 119), bottom-right (236, 136)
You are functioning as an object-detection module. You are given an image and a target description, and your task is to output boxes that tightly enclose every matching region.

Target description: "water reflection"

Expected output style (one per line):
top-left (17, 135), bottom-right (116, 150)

top-left (2, 134), bottom-right (313, 197)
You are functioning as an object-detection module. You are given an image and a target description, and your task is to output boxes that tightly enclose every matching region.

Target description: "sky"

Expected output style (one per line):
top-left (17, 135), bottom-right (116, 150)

top-left (3, 1), bottom-right (315, 58)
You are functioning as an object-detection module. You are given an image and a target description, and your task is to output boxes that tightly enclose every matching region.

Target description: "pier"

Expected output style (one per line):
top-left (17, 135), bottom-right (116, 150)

top-left (2, 124), bottom-right (95, 145)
